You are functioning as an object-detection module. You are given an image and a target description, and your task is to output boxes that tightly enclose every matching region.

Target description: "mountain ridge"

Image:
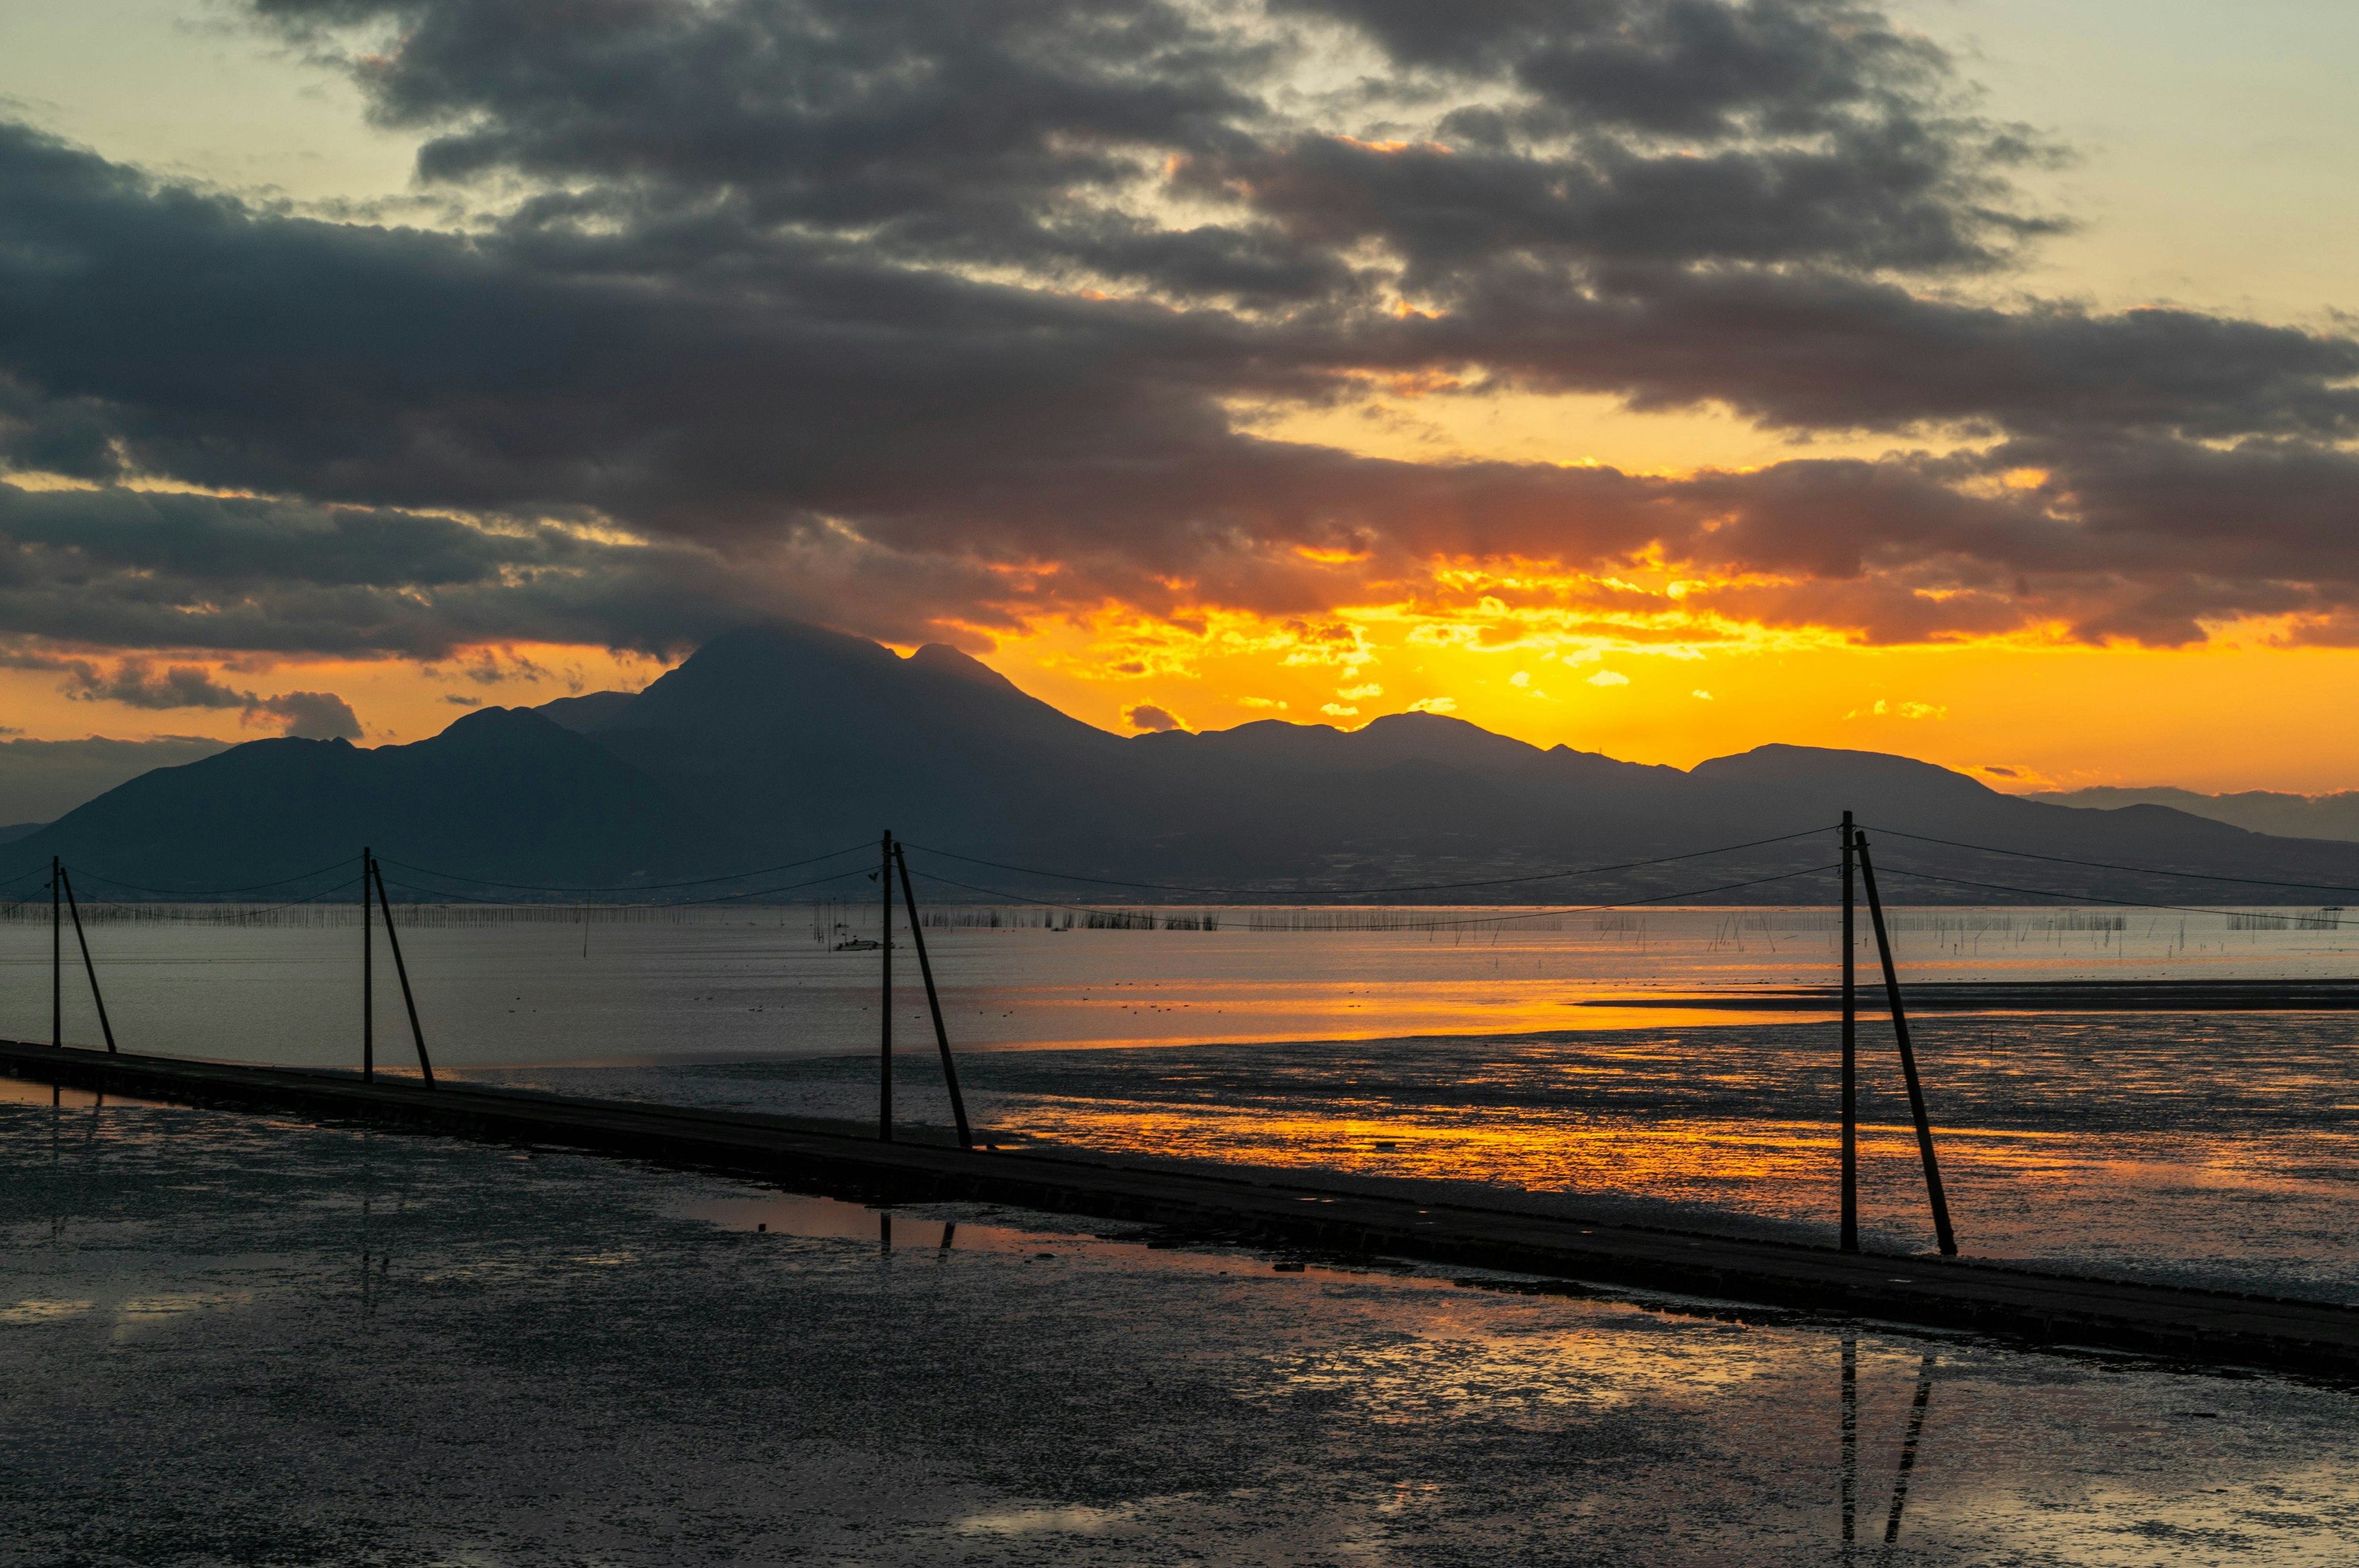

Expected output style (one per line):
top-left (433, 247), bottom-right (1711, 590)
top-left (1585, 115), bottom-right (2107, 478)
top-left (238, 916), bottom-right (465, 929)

top-left (12, 620), bottom-right (2359, 903)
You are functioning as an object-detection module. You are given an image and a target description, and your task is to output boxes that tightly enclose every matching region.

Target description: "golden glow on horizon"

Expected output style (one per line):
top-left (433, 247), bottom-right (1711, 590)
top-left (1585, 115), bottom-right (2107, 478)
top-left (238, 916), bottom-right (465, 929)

top-left (10, 596), bottom-right (2359, 796)
top-left (974, 606), bottom-right (2359, 796)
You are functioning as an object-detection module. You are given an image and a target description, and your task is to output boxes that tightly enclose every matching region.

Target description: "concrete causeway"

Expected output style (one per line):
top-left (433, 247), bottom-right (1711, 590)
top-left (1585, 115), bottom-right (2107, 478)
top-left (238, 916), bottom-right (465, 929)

top-left (7, 1037), bottom-right (2355, 1379)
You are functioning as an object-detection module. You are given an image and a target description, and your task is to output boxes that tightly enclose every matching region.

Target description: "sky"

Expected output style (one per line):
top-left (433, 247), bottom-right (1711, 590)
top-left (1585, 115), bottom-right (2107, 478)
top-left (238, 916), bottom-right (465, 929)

top-left (1, 0), bottom-right (2357, 799)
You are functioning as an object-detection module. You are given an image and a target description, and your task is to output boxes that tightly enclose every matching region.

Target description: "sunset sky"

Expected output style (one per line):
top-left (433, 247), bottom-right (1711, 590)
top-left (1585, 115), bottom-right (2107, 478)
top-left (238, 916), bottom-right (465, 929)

top-left (3, 1), bottom-right (2358, 799)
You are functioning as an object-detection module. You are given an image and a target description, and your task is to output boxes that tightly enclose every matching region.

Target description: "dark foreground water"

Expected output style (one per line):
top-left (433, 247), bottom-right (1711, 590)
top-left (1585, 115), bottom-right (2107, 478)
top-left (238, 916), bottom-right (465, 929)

top-left (3, 1099), bottom-right (2355, 1567)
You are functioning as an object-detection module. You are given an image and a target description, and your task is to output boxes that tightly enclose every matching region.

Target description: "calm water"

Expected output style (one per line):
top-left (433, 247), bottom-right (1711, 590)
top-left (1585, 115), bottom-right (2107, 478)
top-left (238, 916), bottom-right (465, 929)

top-left (4, 907), bottom-right (2356, 1300)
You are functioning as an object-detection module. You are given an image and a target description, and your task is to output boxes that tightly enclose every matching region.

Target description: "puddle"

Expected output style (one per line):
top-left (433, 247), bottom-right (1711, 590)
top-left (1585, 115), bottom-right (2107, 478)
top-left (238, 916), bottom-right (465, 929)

top-left (673, 1190), bottom-right (1451, 1287)
top-left (0, 1076), bottom-right (174, 1110)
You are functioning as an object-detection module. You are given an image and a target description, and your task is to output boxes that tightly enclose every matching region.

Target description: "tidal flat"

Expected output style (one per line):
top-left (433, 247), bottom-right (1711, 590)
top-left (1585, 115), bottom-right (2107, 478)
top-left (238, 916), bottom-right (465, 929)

top-left (4, 1098), bottom-right (2356, 1566)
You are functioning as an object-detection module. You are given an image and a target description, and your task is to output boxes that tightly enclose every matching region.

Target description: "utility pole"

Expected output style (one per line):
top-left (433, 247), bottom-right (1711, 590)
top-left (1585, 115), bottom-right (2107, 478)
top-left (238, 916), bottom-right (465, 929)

top-left (879, 830), bottom-right (893, 1142)
top-left (1840, 811), bottom-right (1857, 1253)
top-left (361, 846), bottom-right (374, 1083)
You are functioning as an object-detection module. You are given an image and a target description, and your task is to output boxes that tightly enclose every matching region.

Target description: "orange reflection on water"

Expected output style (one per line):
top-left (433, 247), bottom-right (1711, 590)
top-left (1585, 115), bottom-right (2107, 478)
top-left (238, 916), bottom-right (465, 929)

top-left (999, 1098), bottom-right (1933, 1219)
top-left (970, 975), bottom-right (1817, 1051)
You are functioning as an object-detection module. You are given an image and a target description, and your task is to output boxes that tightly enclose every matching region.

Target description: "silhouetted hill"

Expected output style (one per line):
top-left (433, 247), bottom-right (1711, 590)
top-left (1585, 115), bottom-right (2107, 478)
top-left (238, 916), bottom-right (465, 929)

top-left (535, 691), bottom-right (639, 732)
top-left (2031, 785), bottom-right (2359, 843)
top-left (13, 706), bottom-right (710, 894)
top-left (25, 619), bottom-right (2359, 904)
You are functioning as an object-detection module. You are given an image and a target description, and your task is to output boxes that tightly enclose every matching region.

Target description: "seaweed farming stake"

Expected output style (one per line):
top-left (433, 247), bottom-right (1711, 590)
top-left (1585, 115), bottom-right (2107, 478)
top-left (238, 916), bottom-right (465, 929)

top-left (880, 829), bottom-right (894, 1143)
top-left (59, 867), bottom-right (116, 1053)
top-left (894, 841), bottom-right (974, 1149)
top-left (1840, 812), bottom-right (1857, 1254)
top-left (362, 844), bottom-right (374, 1084)
top-left (369, 854), bottom-right (436, 1088)
top-left (1853, 829), bottom-right (1959, 1257)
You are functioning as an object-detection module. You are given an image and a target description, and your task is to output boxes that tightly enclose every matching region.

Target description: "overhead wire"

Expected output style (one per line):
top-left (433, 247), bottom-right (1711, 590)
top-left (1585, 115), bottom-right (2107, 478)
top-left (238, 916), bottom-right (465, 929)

top-left (58, 856), bottom-right (361, 898)
top-left (904, 858), bottom-right (1844, 929)
top-left (898, 824), bottom-right (1838, 900)
top-left (98, 873), bottom-right (369, 922)
top-left (1872, 864), bottom-right (2359, 927)
top-left (377, 840), bottom-right (877, 895)
top-left (1863, 824), bottom-right (2359, 896)
top-left (375, 861), bottom-right (879, 909)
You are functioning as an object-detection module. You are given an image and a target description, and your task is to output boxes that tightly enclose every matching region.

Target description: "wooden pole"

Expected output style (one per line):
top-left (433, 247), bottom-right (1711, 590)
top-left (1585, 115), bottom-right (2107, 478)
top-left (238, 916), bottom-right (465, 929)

top-left (361, 846), bottom-right (374, 1083)
top-left (59, 869), bottom-right (115, 1054)
top-left (879, 830), bottom-right (893, 1143)
top-left (1853, 830), bottom-right (1959, 1256)
top-left (370, 859), bottom-right (436, 1088)
top-left (1840, 811), bottom-right (1857, 1254)
top-left (894, 842), bottom-right (974, 1148)
top-left (50, 856), bottom-right (61, 1050)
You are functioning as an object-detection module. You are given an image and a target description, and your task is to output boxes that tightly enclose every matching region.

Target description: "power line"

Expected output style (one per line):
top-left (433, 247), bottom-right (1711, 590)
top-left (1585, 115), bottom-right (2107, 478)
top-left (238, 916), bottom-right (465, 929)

top-left (92, 874), bottom-right (369, 922)
top-left (904, 860), bottom-right (1843, 929)
top-left (1865, 824), bottom-right (2359, 895)
top-left (899, 825), bottom-right (1837, 900)
top-left (1873, 864), bottom-right (2359, 926)
top-left (375, 862), bottom-right (878, 909)
top-left (59, 856), bottom-right (361, 898)
top-left (377, 841), bottom-right (876, 895)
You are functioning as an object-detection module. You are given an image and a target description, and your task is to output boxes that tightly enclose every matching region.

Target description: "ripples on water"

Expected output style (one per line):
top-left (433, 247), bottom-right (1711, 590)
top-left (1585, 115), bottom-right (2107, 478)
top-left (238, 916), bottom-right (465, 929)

top-left (4, 908), bottom-right (2355, 1299)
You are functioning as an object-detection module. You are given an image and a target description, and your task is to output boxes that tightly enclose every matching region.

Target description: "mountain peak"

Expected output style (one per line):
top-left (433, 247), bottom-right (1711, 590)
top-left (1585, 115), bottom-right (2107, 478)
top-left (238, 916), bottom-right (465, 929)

top-left (906, 642), bottom-right (1025, 695)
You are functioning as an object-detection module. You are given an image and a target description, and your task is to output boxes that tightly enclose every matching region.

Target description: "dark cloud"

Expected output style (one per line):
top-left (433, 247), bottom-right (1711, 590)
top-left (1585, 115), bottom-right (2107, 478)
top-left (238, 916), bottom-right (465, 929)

top-left (0, 0), bottom-right (2350, 661)
top-left (1124, 703), bottom-right (1187, 732)
top-left (247, 690), bottom-right (364, 740)
top-left (7, 644), bottom-right (364, 737)
top-left (63, 660), bottom-right (250, 710)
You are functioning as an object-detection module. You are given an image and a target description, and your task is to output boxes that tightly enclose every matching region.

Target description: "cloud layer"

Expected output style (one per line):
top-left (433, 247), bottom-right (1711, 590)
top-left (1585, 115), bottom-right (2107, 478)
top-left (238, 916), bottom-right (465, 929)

top-left (0, 0), bottom-right (2354, 675)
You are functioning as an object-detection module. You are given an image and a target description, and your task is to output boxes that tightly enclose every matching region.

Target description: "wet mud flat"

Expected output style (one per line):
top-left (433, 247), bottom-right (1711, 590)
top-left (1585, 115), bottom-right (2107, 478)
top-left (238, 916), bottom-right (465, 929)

top-left (4, 1098), bottom-right (2358, 1567)
top-left (12, 1040), bottom-right (2358, 1373)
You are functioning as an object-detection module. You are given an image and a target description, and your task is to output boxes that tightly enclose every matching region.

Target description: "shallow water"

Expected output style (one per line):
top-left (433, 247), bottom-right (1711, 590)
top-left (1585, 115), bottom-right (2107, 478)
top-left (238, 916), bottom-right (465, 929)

top-left (2, 1101), bottom-right (2353, 1566)
top-left (5, 909), bottom-right (2356, 1301)
top-left (6, 903), bottom-right (2357, 1067)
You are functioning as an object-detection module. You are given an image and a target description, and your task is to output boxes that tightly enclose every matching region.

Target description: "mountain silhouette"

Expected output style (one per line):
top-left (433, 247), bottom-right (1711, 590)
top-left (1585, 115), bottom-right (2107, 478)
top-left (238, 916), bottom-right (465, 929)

top-left (2032, 785), bottom-right (2359, 843)
top-left (15, 620), bottom-right (2359, 905)
top-left (14, 705), bottom-right (711, 894)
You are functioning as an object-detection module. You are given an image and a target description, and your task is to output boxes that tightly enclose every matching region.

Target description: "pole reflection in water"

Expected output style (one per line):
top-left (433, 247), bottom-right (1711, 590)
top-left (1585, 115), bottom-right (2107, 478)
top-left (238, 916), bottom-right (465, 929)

top-left (1837, 1340), bottom-right (1941, 1555)
top-left (939, 1222), bottom-right (956, 1250)
top-left (878, 1211), bottom-right (891, 1252)
top-left (1840, 1336), bottom-right (1858, 1548)
top-left (1882, 1355), bottom-right (1938, 1548)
